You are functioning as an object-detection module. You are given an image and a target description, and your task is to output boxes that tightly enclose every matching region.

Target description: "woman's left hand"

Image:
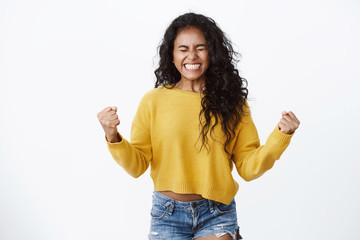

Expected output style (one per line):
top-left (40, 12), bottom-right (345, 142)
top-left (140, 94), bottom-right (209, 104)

top-left (278, 111), bottom-right (300, 135)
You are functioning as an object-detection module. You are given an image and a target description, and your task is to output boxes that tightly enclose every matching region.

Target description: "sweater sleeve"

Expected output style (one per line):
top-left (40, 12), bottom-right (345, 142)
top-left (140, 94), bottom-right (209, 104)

top-left (232, 106), bottom-right (293, 181)
top-left (106, 94), bottom-right (152, 178)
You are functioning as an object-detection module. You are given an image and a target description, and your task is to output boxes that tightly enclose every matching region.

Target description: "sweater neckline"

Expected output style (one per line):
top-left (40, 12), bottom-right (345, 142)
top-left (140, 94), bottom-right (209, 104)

top-left (163, 84), bottom-right (204, 97)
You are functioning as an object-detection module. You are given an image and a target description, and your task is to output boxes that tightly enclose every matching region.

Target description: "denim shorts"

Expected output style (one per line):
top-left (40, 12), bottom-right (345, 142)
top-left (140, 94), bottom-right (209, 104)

top-left (148, 191), bottom-right (242, 239)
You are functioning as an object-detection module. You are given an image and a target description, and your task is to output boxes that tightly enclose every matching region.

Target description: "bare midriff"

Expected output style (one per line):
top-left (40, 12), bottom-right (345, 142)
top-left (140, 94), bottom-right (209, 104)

top-left (159, 191), bottom-right (205, 201)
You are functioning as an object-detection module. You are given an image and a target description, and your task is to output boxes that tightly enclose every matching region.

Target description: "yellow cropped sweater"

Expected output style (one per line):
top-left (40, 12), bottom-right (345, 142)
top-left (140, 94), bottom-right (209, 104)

top-left (106, 85), bottom-right (293, 204)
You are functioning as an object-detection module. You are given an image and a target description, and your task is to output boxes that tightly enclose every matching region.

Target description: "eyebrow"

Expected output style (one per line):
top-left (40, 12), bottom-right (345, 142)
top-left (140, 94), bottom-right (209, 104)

top-left (178, 44), bottom-right (207, 48)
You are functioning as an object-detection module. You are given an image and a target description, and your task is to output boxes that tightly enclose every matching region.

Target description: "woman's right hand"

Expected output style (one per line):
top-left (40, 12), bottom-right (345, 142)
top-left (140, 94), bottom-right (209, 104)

top-left (97, 106), bottom-right (121, 142)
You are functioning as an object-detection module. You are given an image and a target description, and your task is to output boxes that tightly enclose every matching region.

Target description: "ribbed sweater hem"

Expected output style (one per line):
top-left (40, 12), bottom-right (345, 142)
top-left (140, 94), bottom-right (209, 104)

top-left (154, 181), bottom-right (238, 205)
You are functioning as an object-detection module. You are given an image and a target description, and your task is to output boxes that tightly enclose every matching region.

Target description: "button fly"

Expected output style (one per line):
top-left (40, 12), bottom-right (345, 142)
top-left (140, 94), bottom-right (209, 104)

top-left (192, 202), bottom-right (197, 208)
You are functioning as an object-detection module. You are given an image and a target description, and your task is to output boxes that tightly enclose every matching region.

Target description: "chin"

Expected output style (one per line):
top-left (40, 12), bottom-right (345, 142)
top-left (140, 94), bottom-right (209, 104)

top-left (182, 74), bottom-right (205, 82)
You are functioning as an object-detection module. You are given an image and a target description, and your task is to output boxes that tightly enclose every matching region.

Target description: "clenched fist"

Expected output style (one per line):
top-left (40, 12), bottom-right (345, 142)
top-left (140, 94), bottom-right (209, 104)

top-left (278, 111), bottom-right (300, 135)
top-left (97, 106), bottom-right (121, 143)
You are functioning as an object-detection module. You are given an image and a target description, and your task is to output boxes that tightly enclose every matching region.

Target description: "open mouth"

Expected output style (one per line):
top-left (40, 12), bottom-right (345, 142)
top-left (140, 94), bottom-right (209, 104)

top-left (184, 64), bottom-right (201, 70)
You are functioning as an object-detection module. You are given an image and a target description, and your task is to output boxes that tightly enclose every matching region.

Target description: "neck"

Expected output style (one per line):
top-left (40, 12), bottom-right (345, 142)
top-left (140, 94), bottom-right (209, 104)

top-left (174, 78), bottom-right (205, 93)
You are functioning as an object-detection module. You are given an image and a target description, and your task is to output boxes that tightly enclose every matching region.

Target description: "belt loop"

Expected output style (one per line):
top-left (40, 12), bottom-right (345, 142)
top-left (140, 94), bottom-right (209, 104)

top-left (163, 201), bottom-right (175, 215)
top-left (208, 200), bottom-right (214, 213)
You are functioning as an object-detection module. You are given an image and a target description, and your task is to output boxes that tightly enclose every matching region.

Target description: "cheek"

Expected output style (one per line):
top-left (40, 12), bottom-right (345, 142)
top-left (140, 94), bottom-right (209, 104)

top-left (201, 52), bottom-right (210, 64)
top-left (173, 60), bottom-right (183, 72)
top-left (173, 58), bottom-right (181, 67)
top-left (173, 55), bottom-right (184, 67)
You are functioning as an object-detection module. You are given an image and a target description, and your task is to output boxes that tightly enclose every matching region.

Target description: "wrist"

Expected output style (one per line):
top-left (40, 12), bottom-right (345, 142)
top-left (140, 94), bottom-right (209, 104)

top-left (106, 132), bottom-right (121, 143)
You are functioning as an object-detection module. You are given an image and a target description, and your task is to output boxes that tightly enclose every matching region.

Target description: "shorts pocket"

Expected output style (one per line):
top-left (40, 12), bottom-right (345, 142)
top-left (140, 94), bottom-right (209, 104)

top-left (150, 199), bottom-right (173, 220)
top-left (150, 204), bottom-right (167, 219)
top-left (214, 199), bottom-right (236, 214)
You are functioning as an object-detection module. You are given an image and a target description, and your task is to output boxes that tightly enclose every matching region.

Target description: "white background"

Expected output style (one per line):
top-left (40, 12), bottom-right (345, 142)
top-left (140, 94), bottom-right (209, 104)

top-left (1, 0), bottom-right (359, 239)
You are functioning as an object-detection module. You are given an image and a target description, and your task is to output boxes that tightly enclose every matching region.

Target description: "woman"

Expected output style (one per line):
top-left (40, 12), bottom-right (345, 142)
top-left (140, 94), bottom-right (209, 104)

top-left (97, 13), bottom-right (300, 240)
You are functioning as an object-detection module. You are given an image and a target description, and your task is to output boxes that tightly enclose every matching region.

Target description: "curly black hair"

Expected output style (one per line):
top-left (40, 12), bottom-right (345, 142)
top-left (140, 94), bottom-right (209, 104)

top-left (154, 12), bottom-right (249, 158)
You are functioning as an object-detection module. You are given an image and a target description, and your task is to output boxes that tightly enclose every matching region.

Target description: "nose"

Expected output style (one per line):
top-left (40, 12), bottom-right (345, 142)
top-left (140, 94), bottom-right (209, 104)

top-left (187, 50), bottom-right (198, 59)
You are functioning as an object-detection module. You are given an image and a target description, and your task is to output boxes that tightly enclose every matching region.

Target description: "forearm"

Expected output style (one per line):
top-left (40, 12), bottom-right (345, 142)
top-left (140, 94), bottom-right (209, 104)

top-left (106, 133), bottom-right (151, 178)
top-left (236, 127), bottom-right (293, 181)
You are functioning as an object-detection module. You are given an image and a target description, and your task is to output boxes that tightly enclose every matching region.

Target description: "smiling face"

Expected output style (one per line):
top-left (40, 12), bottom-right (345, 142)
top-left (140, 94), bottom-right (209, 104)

top-left (173, 27), bottom-right (210, 84)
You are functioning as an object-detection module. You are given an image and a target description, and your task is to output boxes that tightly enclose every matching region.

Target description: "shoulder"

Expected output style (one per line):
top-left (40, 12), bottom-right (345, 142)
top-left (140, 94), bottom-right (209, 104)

top-left (142, 86), bottom-right (173, 101)
top-left (242, 99), bottom-right (251, 116)
top-left (140, 86), bottom-right (167, 101)
top-left (142, 86), bottom-right (165, 97)
top-left (236, 99), bottom-right (254, 129)
top-left (137, 85), bottom-right (169, 108)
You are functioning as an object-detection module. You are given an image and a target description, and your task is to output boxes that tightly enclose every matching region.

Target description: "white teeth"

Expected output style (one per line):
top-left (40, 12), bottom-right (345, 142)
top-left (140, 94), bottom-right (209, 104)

top-left (185, 64), bottom-right (201, 70)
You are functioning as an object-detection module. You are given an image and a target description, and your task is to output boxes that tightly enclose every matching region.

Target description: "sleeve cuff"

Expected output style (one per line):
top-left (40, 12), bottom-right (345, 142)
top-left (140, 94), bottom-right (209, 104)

top-left (270, 126), bottom-right (294, 145)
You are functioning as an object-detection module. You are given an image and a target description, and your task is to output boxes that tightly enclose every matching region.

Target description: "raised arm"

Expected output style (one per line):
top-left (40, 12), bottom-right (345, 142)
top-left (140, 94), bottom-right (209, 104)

top-left (232, 107), bottom-right (299, 181)
top-left (97, 100), bottom-right (152, 178)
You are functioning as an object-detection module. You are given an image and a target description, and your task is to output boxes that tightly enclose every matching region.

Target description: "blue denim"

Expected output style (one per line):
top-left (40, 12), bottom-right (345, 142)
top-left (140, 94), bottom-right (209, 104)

top-left (148, 191), bottom-right (242, 239)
